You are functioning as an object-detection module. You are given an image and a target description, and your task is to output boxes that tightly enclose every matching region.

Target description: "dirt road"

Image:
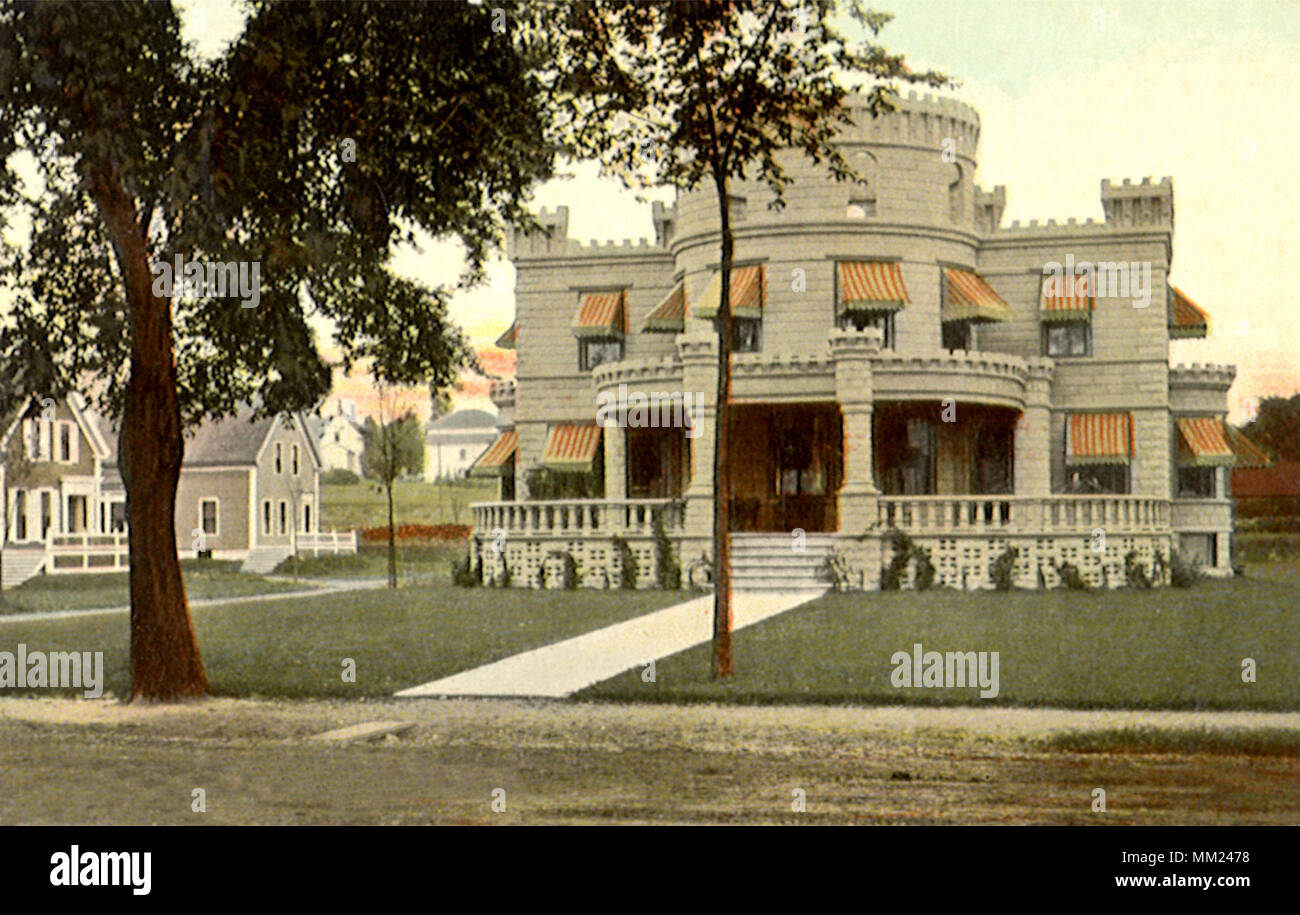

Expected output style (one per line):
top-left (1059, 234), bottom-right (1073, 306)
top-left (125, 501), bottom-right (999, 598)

top-left (1, 698), bottom-right (1296, 825)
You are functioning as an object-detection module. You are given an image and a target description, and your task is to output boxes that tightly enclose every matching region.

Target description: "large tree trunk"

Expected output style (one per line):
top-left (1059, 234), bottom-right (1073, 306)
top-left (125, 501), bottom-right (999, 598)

top-left (89, 164), bottom-right (209, 702)
top-left (712, 175), bottom-right (734, 678)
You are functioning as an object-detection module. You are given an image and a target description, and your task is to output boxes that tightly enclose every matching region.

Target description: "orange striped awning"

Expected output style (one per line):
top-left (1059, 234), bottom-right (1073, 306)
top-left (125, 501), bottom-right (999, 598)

top-left (643, 281), bottom-right (685, 333)
top-left (469, 429), bottom-right (518, 478)
top-left (571, 291), bottom-right (626, 338)
top-left (1169, 287), bottom-right (1209, 339)
top-left (494, 321), bottom-right (517, 350)
top-left (541, 423), bottom-right (603, 471)
top-left (1225, 424), bottom-right (1272, 469)
top-left (1176, 417), bottom-right (1236, 467)
top-left (694, 265), bottom-right (765, 320)
top-left (1041, 273), bottom-right (1096, 321)
top-left (1067, 412), bottom-right (1133, 465)
top-left (942, 267), bottom-right (1014, 323)
top-left (838, 261), bottom-right (909, 313)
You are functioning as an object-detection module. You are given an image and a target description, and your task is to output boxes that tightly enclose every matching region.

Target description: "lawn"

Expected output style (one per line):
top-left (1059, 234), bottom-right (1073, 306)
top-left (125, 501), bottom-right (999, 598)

top-left (273, 542), bottom-right (467, 582)
top-left (0, 559), bottom-right (309, 616)
top-left (579, 569), bottom-right (1300, 711)
top-left (320, 478), bottom-right (494, 530)
top-left (0, 585), bottom-right (684, 698)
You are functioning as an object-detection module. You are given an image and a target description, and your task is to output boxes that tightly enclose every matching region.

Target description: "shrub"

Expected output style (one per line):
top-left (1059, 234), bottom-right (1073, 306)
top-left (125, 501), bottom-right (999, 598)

top-left (822, 550), bottom-right (853, 591)
top-left (913, 547), bottom-right (936, 591)
top-left (451, 550), bottom-right (479, 588)
top-left (652, 512), bottom-right (681, 590)
top-left (1053, 561), bottom-right (1090, 591)
top-left (612, 535), bottom-right (638, 590)
top-left (989, 546), bottom-right (1019, 591)
top-left (1170, 548), bottom-right (1204, 588)
top-left (1123, 549), bottom-right (1152, 589)
top-left (499, 556), bottom-right (512, 589)
top-left (322, 468), bottom-right (361, 485)
top-left (881, 529), bottom-right (914, 591)
top-left (562, 552), bottom-right (579, 590)
top-left (1151, 548), bottom-right (1169, 586)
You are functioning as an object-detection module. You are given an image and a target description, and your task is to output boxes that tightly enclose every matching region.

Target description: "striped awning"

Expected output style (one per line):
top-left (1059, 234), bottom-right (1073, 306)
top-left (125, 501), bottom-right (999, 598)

top-left (541, 423), bottom-right (603, 471)
top-left (1066, 412), bottom-right (1133, 465)
top-left (643, 281), bottom-right (685, 333)
top-left (838, 261), bottom-right (909, 314)
top-left (1176, 417), bottom-right (1236, 467)
top-left (494, 321), bottom-right (517, 350)
top-left (942, 268), bottom-right (1014, 323)
top-left (694, 265), bottom-right (765, 320)
top-left (1169, 287), bottom-right (1209, 339)
top-left (1041, 273), bottom-right (1096, 322)
top-left (1225, 424), bottom-right (1272, 469)
top-left (469, 429), bottom-right (518, 478)
top-left (572, 291), bottom-right (626, 339)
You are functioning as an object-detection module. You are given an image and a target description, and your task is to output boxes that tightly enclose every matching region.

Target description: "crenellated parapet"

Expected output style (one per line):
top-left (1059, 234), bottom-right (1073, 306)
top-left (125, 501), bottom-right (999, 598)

top-left (1170, 362), bottom-right (1236, 390)
top-left (974, 185), bottom-right (1006, 234)
top-left (1102, 177), bottom-right (1174, 229)
top-left (837, 91), bottom-right (981, 161)
top-left (507, 204), bottom-right (670, 260)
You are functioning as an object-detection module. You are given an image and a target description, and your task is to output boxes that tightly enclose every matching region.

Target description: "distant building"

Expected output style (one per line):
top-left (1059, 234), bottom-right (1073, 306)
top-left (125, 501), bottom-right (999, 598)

top-left (312, 404), bottom-right (364, 475)
top-left (424, 409), bottom-right (499, 480)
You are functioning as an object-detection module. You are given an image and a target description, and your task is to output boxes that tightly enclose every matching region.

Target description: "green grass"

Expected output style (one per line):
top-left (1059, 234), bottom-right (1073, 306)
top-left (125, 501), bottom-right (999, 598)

top-left (0, 559), bottom-right (308, 616)
top-left (1238, 531), bottom-right (1300, 563)
top-left (0, 584), bottom-right (684, 698)
top-left (579, 572), bottom-right (1300, 711)
top-left (1033, 726), bottom-right (1300, 756)
top-left (320, 478), bottom-right (494, 529)
top-left (273, 542), bottom-right (467, 582)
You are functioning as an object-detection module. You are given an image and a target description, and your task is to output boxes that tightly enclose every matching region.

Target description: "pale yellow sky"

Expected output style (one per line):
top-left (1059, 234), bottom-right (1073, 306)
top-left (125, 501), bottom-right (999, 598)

top-left (12, 1), bottom-right (1298, 423)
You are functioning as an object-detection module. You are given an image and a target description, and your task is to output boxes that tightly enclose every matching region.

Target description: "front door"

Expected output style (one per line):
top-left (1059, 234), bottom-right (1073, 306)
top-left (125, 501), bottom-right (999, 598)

top-left (728, 403), bottom-right (841, 532)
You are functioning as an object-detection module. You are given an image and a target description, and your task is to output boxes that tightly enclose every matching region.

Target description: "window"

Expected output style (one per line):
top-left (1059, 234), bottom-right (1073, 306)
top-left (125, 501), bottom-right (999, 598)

top-left (580, 337), bottom-right (623, 371)
top-left (275, 442), bottom-right (284, 473)
top-left (109, 501), bottom-right (127, 534)
top-left (278, 501), bottom-right (288, 535)
top-left (13, 490), bottom-right (27, 541)
top-left (262, 500), bottom-right (272, 535)
top-left (40, 491), bottom-right (53, 538)
top-left (840, 310), bottom-right (894, 349)
top-left (22, 419), bottom-right (54, 461)
top-left (459, 448), bottom-right (468, 460)
top-left (57, 422), bottom-right (74, 463)
top-left (302, 502), bottom-right (312, 533)
top-left (1044, 322), bottom-right (1090, 357)
top-left (291, 444), bottom-right (300, 475)
top-left (845, 197), bottom-right (877, 218)
top-left (728, 195), bottom-right (747, 222)
top-left (942, 320), bottom-right (973, 352)
top-left (1064, 465), bottom-right (1129, 494)
top-left (731, 318), bottom-right (761, 353)
top-left (199, 498), bottom-right (218, 536)
top-left (1177, 466), bottom-right (1215, 498)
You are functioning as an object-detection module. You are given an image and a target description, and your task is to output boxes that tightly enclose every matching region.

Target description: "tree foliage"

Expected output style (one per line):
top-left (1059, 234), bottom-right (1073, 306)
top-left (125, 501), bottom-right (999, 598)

top-left (1241, 395), bottom-right (1300, 463)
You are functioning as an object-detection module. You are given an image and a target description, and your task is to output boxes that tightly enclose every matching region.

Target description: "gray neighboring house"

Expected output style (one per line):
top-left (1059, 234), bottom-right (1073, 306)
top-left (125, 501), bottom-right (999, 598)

top-left (424, 409), bottom-right (499, 480)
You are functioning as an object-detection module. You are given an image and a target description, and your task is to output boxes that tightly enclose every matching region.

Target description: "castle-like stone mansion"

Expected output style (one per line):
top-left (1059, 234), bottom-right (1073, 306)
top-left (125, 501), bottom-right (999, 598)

top-left (470, 92), bottom-right (1269, 590)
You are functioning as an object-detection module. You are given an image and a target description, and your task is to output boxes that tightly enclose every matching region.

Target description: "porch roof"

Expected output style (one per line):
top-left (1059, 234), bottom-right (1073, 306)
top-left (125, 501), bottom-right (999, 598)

top-left (1066, 412), bottom-right (1133, 465)
top-left (541, 423), bottom-right (602, 471)
top-left (1175, 417), bottom-right (1236, 467)
top-left (942, 267), bottom-right (1014, 324)
top-left (571, 292), bottom-right (626, 339)
top-left (1224, 423), bottom-right (1273, 469)
top-left (1041, 274), bottom-right (1096, 322)
top-left (642, 281), bottom-right (685, 333)
top-left (469, 429), bottom-right (517, 478)
top-left (694, 265), bottom-right (765, 320)
top-left (838, 260), bottom-right (909, 314)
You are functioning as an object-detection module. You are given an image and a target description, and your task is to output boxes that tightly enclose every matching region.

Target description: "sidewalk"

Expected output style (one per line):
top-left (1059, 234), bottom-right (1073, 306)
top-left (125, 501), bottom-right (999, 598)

top-left (395, 589), bottom-right (827, 699)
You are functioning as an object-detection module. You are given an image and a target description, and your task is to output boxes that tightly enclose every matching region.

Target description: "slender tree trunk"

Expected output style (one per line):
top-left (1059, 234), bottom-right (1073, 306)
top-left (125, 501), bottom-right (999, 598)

top-left (712, 174), bottom-right (734, 678)
top-left (386, 475), bottom-right (397, 588)
top-left (88, 164), bottom-right (209, 702)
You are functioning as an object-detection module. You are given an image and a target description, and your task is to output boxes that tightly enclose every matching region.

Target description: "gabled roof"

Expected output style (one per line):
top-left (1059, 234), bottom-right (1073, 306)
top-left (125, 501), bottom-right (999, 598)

top-left (427, 409), bottom-right (498, 433)
top-left (0, 393), bottom-right (111, 462)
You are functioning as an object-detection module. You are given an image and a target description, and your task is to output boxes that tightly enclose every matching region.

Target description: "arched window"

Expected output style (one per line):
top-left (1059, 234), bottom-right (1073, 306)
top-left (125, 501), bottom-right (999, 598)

top-left (846, 151), bottom-right (878, 218)
top-left (947, 162), bottom-right (964, 223)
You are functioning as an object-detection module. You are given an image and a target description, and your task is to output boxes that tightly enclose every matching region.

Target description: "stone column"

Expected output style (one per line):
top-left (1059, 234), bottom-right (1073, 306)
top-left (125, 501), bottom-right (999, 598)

top-left (677, 329), bottom-right (718, 543)
top-left (830, 329), bottom-right (883, 532)
top-left (1014, 359), bottom-right (1055, 500)
top-left (603, 421), bottom-right (626, 502)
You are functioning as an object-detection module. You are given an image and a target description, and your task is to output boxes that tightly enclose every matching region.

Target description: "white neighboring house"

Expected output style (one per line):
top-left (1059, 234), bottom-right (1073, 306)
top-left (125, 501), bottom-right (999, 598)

top-left (312, 407), bottom-right (365, 475)
top-left (424, 409), bottom-right (499, 481)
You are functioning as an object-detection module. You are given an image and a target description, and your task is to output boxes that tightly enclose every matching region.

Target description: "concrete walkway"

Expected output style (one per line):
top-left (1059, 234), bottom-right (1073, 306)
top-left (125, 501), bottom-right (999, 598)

top-left (0, 576), bottom-right (389, 624)
top-left (395, 589), bottom-right (827, 699)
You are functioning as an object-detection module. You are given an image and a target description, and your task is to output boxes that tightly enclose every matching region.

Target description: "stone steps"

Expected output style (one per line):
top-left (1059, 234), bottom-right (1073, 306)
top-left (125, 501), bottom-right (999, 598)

top-left (728, 534), bottom-right (834, 592)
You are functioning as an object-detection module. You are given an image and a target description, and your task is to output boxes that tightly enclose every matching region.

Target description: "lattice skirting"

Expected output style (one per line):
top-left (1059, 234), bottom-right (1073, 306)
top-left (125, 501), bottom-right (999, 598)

top-left (475, 536), bottom-right (671, 590)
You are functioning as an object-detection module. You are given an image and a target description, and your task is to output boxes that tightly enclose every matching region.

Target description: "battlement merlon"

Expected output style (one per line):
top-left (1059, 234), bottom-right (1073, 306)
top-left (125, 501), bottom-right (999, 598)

top-left (1102, 176), bottom-right (1174, 229)
top-left (652, 201), bottom-right (677, 248)
top-left (1169, 363), bottom-right (1237, 391)
top-left (974, 185), bottom-right (1006, 234)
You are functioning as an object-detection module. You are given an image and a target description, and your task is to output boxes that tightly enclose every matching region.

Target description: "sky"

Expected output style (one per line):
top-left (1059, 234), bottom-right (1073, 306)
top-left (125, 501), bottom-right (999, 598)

top-left (32, 1), bottom-right (1300, 422)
